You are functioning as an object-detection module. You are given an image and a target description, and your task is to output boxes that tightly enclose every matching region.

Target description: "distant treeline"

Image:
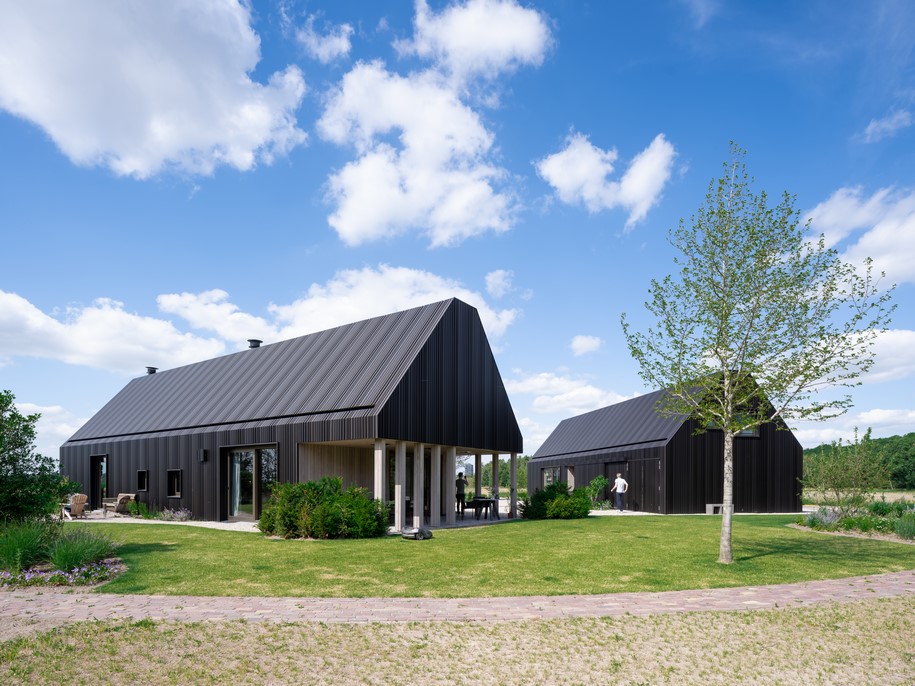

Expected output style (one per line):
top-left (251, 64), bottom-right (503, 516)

top-left (474, 455), bottom-right (531, 491)
top-left (804, 432), bottom-right (915, 490)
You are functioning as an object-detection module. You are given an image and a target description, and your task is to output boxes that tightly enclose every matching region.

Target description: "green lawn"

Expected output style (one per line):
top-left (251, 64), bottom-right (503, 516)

top-left (88, 515), bottom-right (915, 598)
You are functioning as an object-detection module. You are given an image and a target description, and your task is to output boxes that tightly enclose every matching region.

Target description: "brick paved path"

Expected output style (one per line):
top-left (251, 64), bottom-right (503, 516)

top-left (2, 570), bottom-right (912, 624)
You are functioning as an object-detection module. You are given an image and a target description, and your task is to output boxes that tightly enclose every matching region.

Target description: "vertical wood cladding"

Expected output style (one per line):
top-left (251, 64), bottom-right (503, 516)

top-left (377, 299), bottom-right (523, 454)
top-left (297, 444), bottom-right (373, 490)
top-left (664, 419), bottom-right (802, 514)
top-left (60, 299), bottom-right (524, 520)
top-left (527, 419), bottom-right (801, 515)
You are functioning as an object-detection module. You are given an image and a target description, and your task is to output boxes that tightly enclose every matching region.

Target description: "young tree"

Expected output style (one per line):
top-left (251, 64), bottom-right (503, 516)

top-left (803, 428), bottom-right (890, 515)
top-left (0, 389), bottom-right (77, 520)
top-left (621, 145), bottom-right (895, 563)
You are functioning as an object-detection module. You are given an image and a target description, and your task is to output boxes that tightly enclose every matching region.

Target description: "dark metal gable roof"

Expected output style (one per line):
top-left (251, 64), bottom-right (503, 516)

top-left (66, 299), bottom-right (455, 442)
top-left (532, 389), bottom-right (687, 459)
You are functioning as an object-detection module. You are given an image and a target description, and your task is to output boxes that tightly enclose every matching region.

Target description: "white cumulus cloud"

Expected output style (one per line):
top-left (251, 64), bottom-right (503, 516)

top-left (16, 402), bottom-right (88, 459)
top-left (396, 0), bottom-right (552, 84)
top-left (570, 335), bottom-right (602, 356)
top-left (1, 266), bottom-right (518, 376)
top-left (317, 0), bottom-right (552, 247)
top-left (0, 291), bottom-right (224, 375)
top-left (318, 62), bottom-right (514, 247)
top-left (157, 290), bottom-right (278, 344)
top-left (863, 329), bottom-right (915, 384)
top-left (806, 186), bottom-right (915, 285)
top-left (296, 14), bottom-right (354, 63)
top-left (506, 371), bottom-right (628, 415)
top-left (267, 264), bottom-right (518, 338)
top-left (536, 132), bottom-right (677, 228)
top-left (485, 270), bottom-right (514, 298)
top-left (0, 1), bottom-right (306, 178)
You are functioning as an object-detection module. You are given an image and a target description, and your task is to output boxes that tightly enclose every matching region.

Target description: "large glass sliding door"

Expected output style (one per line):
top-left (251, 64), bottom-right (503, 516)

top-left (227, 447), bottom-right (277, 521)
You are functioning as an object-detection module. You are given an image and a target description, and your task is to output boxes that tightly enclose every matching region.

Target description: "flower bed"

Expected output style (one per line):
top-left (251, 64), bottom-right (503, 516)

top-left (798, 499), bottom-right (915, 542)
top-left (0, 559), bottom-right (124, 588)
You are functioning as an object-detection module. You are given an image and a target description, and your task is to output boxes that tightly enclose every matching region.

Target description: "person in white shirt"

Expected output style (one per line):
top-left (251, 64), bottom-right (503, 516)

top-left (613, 473), bottom-right (628, 512)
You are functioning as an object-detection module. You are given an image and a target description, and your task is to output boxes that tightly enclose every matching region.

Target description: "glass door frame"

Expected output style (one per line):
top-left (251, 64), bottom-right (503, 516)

top-left (224, 444), bottom-right (278, 522)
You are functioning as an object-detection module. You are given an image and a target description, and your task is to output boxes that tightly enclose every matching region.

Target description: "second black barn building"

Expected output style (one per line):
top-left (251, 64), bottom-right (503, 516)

top-left (527, 389), bottom-right (802, 514)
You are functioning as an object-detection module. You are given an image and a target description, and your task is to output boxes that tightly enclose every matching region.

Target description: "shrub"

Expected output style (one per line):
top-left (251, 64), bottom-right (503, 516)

top-left (895, 513), bottom-right (915, 540)
top-left (127, 501), bottom-right (153, 518)
top-left (259, 477), bottom-right (388, 539)
top-left (585, 475), bottom-right (610, 507)
top-left (259, 482), bottom-right (312, 537)
top-left (0, 519), bottom-right (59, 572)
top-left (1, 390), bottom-right (79, 521)
top-left (47, 528), bottom-right (116, 571)
top-left (156, 508), bottom-right (192, 522)
top-left (545, 490), bottom-right (591, 519)
top-left (804, 507), bottom-right (840, 530)
top-left (521, 482), bottom-right (590, 520)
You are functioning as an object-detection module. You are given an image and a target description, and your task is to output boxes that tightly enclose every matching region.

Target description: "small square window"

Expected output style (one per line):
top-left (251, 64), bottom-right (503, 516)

top-left (137, 470), bottom-right (149, 492)
top-left (167, 469), bottom-right (182, 498)
top-left (542, 466), bottom-right (560, 488)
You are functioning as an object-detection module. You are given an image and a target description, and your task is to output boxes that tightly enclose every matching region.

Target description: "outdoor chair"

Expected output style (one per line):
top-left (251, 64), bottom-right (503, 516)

top-left (62, 493), bottom-right (88, 520)
top-left (103, 493), bottom-right (135, 516)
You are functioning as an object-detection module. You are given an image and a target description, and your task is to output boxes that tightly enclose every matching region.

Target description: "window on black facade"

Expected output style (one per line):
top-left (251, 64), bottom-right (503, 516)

top-left (167, 469), bottom-right (182, 498)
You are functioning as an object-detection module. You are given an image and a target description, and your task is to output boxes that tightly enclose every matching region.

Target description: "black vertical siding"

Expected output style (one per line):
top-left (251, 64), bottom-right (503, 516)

top-left (664, 419), bottom-right (802, 514)
top-left (377, 299), bottom-right (522, 453)
top-left (60, 419), bottom-right (380, 521)
top-left (528, 419), bottom-right (802, 515)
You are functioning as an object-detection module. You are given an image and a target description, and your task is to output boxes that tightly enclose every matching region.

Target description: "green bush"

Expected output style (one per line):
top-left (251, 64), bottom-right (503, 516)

top-left (127, 501), bottom-right (153, 518)
top-left (0, 519), bottom-right (59, 572)
top-left (1, 389), bottom-right (80, 522)
top-left (585, 475), bottom-right (609, 506)
top-left (895, 513), bottom-right (915, 540)
top-left (521, 482), bottom-right (591, 520)
top-left (47, 528), bottom-right (117, 571)
top-left (259, 477), bottom-right (387, 539)
top-left (545, 490), bottom-right (591, 519)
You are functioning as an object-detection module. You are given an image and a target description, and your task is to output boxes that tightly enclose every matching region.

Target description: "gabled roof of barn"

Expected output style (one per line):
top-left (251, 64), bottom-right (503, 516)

top-left (532, 389), bottom-right (688, 460)
top-left (66, 299), bottom-right (459, 442)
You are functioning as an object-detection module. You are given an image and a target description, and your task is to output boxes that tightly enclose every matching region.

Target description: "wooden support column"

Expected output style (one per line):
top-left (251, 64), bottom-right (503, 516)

top-left (474, 452), bottom-right (482, 497)
top-left (394, 441), bottom-right (406, 531)
top-left (430, 445), bottom-right (441, 527)
top-left (445, 447), bottom-right (456, 525)
top-left (373, 440), bottom-right (386, 503)
top-left (491, 452), bottom-right (500, 501)
top-left (413, 443), bottom-right (425, 528)
top-left (510, 452), bottom-right (518, 518)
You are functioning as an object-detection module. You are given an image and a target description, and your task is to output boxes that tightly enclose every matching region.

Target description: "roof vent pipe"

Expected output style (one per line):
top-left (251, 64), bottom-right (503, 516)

top-left (146, 367), bottom-right (158, 375)
top-left (248, 339), bottom-right (262, 349)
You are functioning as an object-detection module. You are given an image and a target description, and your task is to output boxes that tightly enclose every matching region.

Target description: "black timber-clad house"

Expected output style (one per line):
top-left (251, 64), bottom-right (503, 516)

top-left (60, 298), bottom-right (523, 527)
top-left (527, 389), bottom-right (802, 514)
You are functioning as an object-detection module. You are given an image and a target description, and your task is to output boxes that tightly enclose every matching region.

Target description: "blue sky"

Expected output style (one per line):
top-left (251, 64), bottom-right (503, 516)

top-left (1, 0), bottom-right (913, 458)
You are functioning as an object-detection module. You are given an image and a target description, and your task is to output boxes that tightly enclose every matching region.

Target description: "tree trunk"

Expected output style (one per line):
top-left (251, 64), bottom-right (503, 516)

top-left (718, 430), bottom-right (735, 564)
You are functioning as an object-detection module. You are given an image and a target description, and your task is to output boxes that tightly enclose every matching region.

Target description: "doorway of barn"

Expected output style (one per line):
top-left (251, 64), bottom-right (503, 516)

top-left (225, 446), bottom-right (277, 522)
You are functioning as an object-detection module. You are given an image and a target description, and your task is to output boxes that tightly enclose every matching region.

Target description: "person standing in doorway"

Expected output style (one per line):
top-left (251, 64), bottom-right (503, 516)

top-left (456, 472), bottom-right (468, 516)
top-left (613, 472), bottom-right (628, 512)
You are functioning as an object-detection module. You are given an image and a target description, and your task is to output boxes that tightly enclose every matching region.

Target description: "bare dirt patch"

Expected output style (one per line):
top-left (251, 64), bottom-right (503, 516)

top-left (2, 596), bottom-right (913, 685)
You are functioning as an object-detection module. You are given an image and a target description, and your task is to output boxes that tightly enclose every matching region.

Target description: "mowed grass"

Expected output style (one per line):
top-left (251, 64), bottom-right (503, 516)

top-left (3, 597), bottom-right (914, 685)
top-left (87, 515), bottom-right (915, 597)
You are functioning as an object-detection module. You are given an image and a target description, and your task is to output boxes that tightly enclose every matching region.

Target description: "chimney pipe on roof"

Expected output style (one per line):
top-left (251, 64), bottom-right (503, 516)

top-left (146, 367), bottom-right (158, 375)
top-left (248, 339), bottom-right (262, 349)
